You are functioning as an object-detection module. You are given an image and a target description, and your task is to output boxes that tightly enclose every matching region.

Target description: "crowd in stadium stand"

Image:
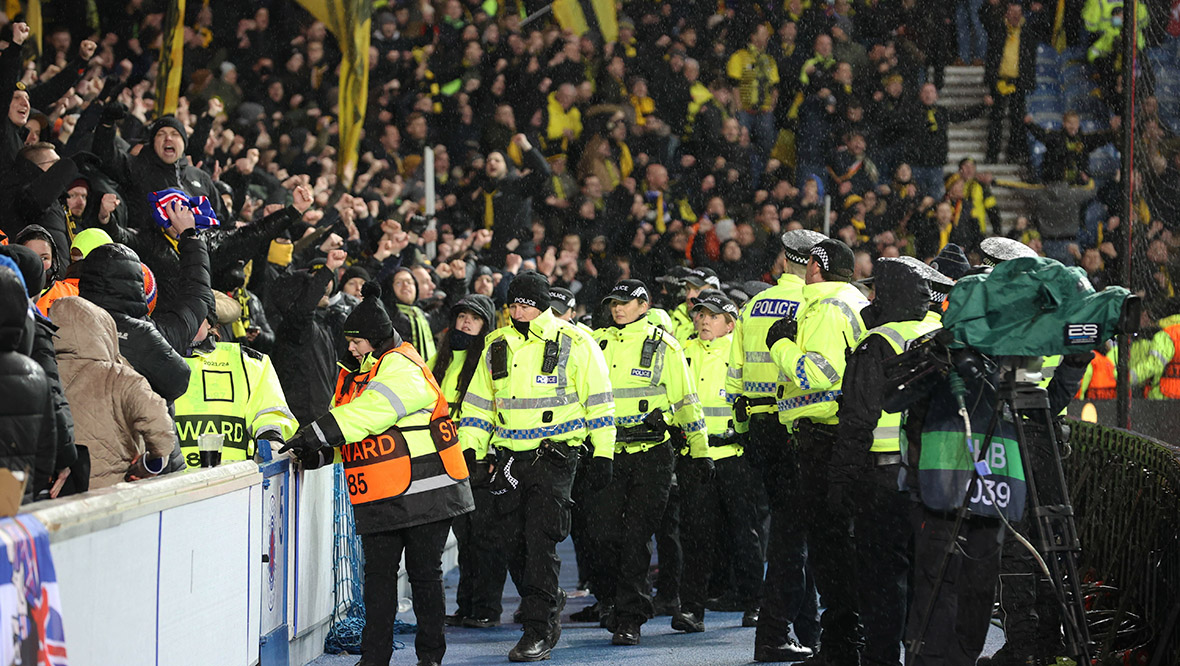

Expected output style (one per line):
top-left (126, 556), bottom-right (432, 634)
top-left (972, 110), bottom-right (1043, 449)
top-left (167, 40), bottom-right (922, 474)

top-left (0, 0), bottom-right (1175, 496)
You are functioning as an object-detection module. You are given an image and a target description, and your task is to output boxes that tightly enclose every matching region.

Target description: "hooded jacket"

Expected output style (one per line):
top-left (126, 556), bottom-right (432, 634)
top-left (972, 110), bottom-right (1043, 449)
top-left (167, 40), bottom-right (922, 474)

top-left (835, 259), bottom-right (936, 463)
top-left (50, 297), bottom-right (174, 489)
top-left (77, 243), bottom-right (192, 402)
top-left (0, 243), bottom-right (77, 476)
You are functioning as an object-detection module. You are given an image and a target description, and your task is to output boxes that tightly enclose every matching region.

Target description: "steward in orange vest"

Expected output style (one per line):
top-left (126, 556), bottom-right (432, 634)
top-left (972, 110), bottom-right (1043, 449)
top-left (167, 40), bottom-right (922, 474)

top-left (282, 282), bottom-right (473, 666)
top-left (1076, 349), bottom-right (1116, 400)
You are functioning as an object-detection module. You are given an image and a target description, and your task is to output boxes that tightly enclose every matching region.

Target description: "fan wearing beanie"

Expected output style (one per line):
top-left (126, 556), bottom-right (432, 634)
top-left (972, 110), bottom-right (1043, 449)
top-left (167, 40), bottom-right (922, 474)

top-left (281, 278), bottom-right (473, 666)
top-left (455, 269), bottom-right (617, 662)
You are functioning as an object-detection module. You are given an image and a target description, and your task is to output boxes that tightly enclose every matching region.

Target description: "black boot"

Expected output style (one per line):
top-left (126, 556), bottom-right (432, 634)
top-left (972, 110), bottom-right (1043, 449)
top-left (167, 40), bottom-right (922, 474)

top-left (570, 602), bottom-right (600, 623)
top-left (509, 626), bottom-right (553, 662)
top-left (753, 638), bottom-right (814, 662)
top-left (670, 610), bottom-right (705, 633)
top-left (611, 619), bottom-right (641, 646)
top-left (742, 608), bottom-right (760, 627)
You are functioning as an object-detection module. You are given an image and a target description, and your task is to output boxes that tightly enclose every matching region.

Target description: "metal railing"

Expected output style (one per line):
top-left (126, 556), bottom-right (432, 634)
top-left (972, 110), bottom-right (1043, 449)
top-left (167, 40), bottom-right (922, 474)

top-left (1065, 420), bottom-right (1180, 664)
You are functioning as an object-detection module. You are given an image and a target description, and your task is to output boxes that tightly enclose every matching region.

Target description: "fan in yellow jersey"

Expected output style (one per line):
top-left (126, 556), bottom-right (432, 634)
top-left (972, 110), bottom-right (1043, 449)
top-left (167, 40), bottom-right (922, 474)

top-left (672, 290), bottom-right (765, 635)
top-left (588, 279), bottom-right (711, 647)
top-left (174, 307), bottom-right (298, 468)
top-left (457, 271), bottom-right (616, 663)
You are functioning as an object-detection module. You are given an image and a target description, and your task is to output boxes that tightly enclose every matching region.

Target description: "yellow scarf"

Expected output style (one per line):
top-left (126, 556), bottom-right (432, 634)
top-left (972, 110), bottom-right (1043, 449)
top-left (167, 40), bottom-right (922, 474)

top-left (484, 190), bottom-right (495, 229)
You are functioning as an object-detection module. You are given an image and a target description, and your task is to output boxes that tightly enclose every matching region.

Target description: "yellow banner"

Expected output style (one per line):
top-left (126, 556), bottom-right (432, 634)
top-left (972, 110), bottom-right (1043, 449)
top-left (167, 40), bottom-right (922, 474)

top-left (552, 0), bottom-right (616, 43)
top-left (296, 0), bottom-right (372, 187)
top-left (156, 0), bottom-right (185, 116)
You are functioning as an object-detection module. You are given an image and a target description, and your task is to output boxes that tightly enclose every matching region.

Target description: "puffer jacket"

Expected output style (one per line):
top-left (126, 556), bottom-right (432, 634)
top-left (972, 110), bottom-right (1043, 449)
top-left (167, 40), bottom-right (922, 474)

top-left (51, 297), bottom-right (174, 489)
top-left (77, 243), bottom-right (192, 402)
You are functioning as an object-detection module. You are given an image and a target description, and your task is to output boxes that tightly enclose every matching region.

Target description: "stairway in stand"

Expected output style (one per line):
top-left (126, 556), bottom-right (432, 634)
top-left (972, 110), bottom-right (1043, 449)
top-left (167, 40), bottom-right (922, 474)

top-left (941, 65), bottom-right (1029, 231)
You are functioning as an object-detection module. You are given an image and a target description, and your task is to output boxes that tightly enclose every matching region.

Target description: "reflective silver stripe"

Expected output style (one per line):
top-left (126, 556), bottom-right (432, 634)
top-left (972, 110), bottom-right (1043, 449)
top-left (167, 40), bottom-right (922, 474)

top-left (586, 391), bottom-right (614, 407)
top-left (803, 351), bottom-right (840, 384)
top-left (727, 367), bottom-right (743, 379)
top-left (555, 333), bottom-right (572, 394)
top-left (497, 394), bottom-right (580, 410)
top-left (672, 394), bottom-right (700, 412)
top-left (703, 406), bottom-right (732, 417)
top-left (465, 393), bottom-right (494, 411)
top-left (254, 406), bottom-right (296, 422)
top-left (1152, 350), bottom-right (1169, 365)
top-left (819, 298), bottom-right (864, 341)
top-left (745, 351), bottom-right (773, 363)
top-left (311, 422), bottom-right (329, 446)
top-left (403, 473), bottom-right (463, 496)
top-left (367, 381), bottom-right (408, 419)
top-left (873, 425), bottom-right (901, 440)
top-left (255, 424), bottom-right (282, 438)
top-left (615, 386), bottom-right (666, 398)
top-left (870, 325), bottom-right (908, 351)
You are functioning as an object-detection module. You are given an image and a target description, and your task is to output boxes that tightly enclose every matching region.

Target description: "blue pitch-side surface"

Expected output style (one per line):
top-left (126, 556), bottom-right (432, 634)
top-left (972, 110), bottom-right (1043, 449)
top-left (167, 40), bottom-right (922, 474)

top-left (310, 538), bottom-right (1003, 665)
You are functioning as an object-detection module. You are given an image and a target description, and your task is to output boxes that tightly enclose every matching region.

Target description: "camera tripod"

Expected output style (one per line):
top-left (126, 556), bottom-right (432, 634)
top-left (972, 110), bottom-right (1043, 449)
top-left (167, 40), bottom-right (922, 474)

top-left (908, 363), bottom-right (1092, 664)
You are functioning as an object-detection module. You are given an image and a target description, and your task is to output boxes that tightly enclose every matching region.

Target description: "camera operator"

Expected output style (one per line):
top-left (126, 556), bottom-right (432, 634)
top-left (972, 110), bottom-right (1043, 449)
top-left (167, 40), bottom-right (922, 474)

top-left (833, 258), bottom-right (942, 666)
top-left (765, 238), bottom-right (868, 664)
top-left (973, 237), bottom-right (1091, 666)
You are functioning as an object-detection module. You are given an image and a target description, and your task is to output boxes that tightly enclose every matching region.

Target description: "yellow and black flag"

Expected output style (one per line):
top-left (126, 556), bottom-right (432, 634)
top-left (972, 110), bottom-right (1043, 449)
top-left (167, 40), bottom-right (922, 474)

top-left (5, 0), bottom-right (42, 59)
top-left (296, 0), bottom-right (372, 187)
top-left (551, 0), bottom-right (617, 43)
top-left (156, 0), bottom-right (186, 116)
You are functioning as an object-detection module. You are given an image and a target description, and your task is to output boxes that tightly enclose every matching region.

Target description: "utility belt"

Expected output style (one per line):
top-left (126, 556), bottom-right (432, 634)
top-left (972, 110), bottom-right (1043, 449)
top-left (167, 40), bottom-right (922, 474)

top-left (794, 418), bottom-right (839, 443)
top-left (708, 433), bottom-right (739, 447)
top-left (615, 408), bottom-right (668, 444)
top-left (733, 395), bottom-right (776, 422)
top-left (872, 452), bottom-right (902, 466)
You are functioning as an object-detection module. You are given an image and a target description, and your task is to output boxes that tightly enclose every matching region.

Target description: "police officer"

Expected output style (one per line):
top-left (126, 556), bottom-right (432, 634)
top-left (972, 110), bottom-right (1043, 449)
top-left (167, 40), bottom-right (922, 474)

top-left (674, 290), bottom-right (765, 633)
top-left (549, 287), bottom-right (592, 333)
top-left (590, 279), bottom-right (711, 646)
top-left (832, 258), bottom-right (943, 666)
top-left (281, 283), bottom-right (474, 666)
top-left (896, 255), bottom-right (957, 324)
top-left (729, 229), bottom-right (825, 662)
top-left (766, 238), bottom-right (868, 665)
top-left (652, 266), bottom-right (691, 332)
top-left (175, 306), bottom-right (298, 467)
top-left (458, 271), bottom-right (616, 662)
top-left (670, 267), bottom-right (721, 343)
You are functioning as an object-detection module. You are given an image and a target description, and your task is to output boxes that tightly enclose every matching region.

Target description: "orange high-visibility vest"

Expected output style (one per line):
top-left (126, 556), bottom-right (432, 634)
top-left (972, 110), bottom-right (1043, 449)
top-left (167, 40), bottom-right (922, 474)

top-left (1161, 325), bottom-right (1180, 399)
top-left (333, 342), bottom-right (467, 505)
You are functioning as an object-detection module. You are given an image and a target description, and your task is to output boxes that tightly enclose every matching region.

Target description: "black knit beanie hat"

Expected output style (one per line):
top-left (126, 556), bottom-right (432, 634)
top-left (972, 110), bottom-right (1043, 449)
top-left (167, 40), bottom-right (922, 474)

top-left (344, 282), bottom-right (395, 344)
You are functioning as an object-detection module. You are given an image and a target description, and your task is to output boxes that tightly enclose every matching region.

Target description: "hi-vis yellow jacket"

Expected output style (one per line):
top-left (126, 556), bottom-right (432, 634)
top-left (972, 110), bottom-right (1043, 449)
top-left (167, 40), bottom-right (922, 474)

top-left (595, 318), bottom-right (709, 458)
top-left (771, 280), bottom-right (869, 426)
top-left (727, 273), bottom-right (805, 416)
top-left (458, 310), bottom-right (616, 460)
top-left (684, 333), bottom-right (743, 460)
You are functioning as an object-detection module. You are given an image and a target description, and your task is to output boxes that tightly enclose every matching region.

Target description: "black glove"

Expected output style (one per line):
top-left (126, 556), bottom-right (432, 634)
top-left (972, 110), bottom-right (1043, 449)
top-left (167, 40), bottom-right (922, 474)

top-left (296, 446), bottom-right (331, 470)
top-left (278, 428), bottom-right (318, 455)
top-left (464, 448), bottom-right (491, 486)
top-left (765, 316), bottom-right (798, 349)
top-left (693, 456), bottom-right (716, 483)
top-left (585, 456), bottom-right (614, 491)
top-left (100, 101), bottom-right (126, 124)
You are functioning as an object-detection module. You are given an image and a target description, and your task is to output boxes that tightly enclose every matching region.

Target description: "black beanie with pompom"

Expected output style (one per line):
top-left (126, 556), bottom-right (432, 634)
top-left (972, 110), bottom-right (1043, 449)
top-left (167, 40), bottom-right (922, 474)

top-left (344, 281), bottom-right (395, 344)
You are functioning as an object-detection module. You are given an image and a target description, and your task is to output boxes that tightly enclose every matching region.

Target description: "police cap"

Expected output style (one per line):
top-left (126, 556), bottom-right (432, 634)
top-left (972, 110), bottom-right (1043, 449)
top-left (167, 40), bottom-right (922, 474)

top-left (810, 238), bottom-right (856, 281)
top-left (979, 237), bottom-right (1037, 266)
top-left (896, 256), bottom-right (955, 300)
top-left (691, 289), bottom-right (740, 319)
top-left (549, 287), bottom-right (576, 315)
top-left (684, 266), bottom-right (721, 289)
top-left (930, 243), bottom-right (970, 280)
top-left (780, 229), bottom-right (828, 265)
top-left (603, 279), bottom-right (651, 303)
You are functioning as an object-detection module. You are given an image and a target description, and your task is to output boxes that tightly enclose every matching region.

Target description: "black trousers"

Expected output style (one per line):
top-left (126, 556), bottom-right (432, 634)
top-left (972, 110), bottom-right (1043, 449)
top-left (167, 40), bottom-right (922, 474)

top-left (360, 518), bottom-right (453, 665)
top-left (796, 422), bottom-right (860, 660)
top-left (588, 442), bottom-right (675, 624)
top-left (852, 464), bottom-right (912, 666)
top-left (987, 86), bottom-right (1028, 163)
top-left (681, 453), bottom-right (764, 617)
top-left (570, 444), bottom-right (596, 590)
top-left (492, 445), bottom-right (578, 634)
top-left (746, 414), bottom-right (819, 648)
top-left (452, 481), bottom-right (507, 619)
top-left (905, 505), bottom-right (1004, 666)
top-left (654, 454), bottom-right (688, 602)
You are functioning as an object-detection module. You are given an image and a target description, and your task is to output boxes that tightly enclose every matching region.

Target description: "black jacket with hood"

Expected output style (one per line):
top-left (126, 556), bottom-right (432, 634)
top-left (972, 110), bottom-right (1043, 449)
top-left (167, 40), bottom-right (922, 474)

top-left (0, 262), bottom-right (56, 502)
top-left (835, 259), bottom-right (934, 469)
top-left (77, 242), bottom-right (197, 403)
top-left (0, 155), bottom-right (79, 269)
top-left (270, 264), bottom-right (346, 425)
